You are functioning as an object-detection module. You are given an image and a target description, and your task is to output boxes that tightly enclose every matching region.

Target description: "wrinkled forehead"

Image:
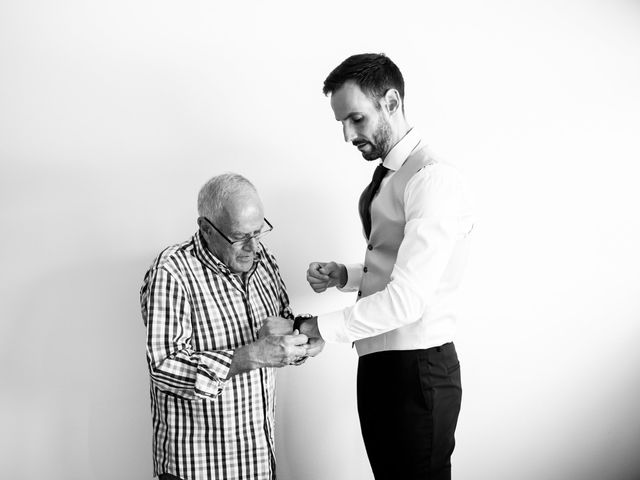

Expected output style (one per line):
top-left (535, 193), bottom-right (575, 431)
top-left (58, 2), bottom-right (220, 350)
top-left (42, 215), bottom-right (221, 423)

top-left (330, 81), bottom-right (378, 120)
top-left (220, 193), bottom-right (264, 232)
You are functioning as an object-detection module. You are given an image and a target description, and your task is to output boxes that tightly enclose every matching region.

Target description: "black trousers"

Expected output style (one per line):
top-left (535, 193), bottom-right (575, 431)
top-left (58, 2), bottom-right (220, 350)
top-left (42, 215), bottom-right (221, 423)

top-left (357, 343), bottom-right (462, 480)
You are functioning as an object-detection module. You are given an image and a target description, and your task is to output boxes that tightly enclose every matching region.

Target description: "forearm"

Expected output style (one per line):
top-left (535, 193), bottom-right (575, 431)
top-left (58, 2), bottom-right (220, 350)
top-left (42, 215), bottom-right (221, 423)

top-left (149, 347), bottom-right (234, 398)
top-left (318, 217), bottom-right (463, 343)
top-left (295, 315), bottom-right (321, 339)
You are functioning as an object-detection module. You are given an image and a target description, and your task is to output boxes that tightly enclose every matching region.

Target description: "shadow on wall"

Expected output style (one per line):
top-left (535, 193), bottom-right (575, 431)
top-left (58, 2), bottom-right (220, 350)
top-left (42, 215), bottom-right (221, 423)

top-left (1, 256), bottom-right (153, 480)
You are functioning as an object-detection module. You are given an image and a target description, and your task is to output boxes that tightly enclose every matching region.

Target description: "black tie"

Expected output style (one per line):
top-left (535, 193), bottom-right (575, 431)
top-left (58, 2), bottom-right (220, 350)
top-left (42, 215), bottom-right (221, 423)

top-left (358, 163), bottom-right (389, 239)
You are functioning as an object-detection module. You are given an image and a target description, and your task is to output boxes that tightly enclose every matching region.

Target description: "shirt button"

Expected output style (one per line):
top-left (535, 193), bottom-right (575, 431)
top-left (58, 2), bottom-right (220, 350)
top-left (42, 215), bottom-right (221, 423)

top-left (363, 266), bottom-right (368, 273)
top-left (367, 244), bottom-right (373, 250)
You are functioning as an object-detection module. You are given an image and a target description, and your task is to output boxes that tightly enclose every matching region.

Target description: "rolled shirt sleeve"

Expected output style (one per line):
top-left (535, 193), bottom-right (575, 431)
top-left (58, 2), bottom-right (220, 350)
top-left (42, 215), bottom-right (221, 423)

top-left (141, 267), bottom-right (234, 398)
top-left (317, 163), bottom-right (473, 343)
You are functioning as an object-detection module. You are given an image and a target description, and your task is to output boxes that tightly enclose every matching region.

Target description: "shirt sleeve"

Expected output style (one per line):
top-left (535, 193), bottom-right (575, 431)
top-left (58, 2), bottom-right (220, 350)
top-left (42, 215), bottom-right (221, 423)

top-left (337, 263), bottom-right (364, 292)
top-left (317, 164), bottom-right (473, 343)
top-left (141, 266), bottom-right (234, 399)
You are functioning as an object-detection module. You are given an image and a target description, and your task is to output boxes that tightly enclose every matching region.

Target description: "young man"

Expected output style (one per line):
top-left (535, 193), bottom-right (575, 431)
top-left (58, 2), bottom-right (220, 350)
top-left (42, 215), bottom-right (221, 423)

top-left (299, 53), bottom-right (474, 480)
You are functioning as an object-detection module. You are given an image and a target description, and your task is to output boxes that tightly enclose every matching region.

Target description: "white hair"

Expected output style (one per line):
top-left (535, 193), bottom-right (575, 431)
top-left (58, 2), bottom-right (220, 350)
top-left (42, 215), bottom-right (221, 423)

top-left (197, 173), bottom-right (257, 221)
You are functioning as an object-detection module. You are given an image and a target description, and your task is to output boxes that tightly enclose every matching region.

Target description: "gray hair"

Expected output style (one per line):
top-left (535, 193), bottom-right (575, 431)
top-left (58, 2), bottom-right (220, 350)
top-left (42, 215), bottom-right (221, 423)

top-left (197, 173), bottom-right (257, 221)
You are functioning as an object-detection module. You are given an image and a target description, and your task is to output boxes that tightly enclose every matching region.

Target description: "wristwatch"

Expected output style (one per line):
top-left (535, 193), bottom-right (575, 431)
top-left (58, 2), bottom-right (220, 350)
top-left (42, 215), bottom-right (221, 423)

top-left (293, 313), bottom-right (314, 332)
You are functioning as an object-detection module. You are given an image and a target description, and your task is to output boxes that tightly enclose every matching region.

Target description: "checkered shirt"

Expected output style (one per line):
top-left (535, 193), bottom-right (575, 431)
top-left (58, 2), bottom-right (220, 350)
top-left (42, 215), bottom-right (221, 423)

top-left (140, 232), bottom-right (292, 480)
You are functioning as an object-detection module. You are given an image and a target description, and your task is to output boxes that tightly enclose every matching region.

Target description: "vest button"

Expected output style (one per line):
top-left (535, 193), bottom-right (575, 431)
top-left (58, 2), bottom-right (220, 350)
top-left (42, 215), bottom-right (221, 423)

top-left (367, 244), bottom-right (373, 250)
top-left (357, 290), bottom-right (362, 297)
top-left (363, 266), bottom-right (368, 273)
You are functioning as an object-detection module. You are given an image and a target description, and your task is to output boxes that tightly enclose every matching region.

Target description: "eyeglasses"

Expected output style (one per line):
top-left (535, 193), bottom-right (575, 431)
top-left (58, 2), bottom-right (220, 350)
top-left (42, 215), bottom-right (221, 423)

top-left (202, 217), bottom-right (273, 246)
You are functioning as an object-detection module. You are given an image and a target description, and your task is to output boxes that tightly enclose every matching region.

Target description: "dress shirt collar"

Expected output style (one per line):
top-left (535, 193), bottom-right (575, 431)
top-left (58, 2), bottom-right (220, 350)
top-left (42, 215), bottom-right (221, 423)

top-left (381, 127), bottom-right (422, 171)
top-left (193, 231), bottom-right (263, 277)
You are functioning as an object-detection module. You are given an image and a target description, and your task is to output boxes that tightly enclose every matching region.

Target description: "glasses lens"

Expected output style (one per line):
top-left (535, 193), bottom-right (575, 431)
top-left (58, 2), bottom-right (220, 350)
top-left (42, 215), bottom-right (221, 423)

top-left (229, 219), bottom-right (272, 246)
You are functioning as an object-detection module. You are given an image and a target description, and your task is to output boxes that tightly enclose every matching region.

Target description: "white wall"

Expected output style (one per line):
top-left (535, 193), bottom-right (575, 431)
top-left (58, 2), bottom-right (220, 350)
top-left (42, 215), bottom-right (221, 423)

top-left (1, 1), bottom-right (640, 479)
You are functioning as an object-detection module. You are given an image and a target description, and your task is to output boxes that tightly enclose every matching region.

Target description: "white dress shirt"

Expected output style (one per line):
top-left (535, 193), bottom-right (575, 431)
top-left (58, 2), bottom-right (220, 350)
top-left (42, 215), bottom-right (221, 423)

top-left (317, 129), bottom-right (474, 354)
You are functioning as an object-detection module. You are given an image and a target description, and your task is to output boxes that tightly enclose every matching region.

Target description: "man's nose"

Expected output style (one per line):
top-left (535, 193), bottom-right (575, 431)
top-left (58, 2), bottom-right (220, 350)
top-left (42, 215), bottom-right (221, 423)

top-left (343, 123), bottom-right (356, 143)
top-left (242, 236), bottom-right (259, 251)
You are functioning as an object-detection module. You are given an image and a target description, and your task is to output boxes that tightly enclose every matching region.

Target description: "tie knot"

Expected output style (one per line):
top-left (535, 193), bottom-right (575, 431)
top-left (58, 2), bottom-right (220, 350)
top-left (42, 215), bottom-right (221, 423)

top-left (373, 163), bottom-right (389, 182)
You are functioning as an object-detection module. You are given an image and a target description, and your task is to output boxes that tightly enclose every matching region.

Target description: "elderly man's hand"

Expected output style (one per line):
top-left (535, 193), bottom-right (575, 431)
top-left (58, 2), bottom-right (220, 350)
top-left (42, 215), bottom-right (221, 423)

top-left (254, 333), bottom-right (310, 368)
top-left (258, 316), bottom-right (294, 338)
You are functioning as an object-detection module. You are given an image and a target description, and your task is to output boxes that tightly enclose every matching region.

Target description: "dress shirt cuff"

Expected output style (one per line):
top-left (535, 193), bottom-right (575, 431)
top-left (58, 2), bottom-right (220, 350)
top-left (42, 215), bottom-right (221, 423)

top-left (194, 350), bottom-right (234, 398)
top-left (337, 263), bottom-right (363, 292)
top-left (317, 308), bottom-right (353, 344)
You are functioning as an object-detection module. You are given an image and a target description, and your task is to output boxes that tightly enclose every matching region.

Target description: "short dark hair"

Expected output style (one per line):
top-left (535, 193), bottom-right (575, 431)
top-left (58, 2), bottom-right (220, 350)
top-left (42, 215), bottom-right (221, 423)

top-left (323, 53), bottom-right (405, 104)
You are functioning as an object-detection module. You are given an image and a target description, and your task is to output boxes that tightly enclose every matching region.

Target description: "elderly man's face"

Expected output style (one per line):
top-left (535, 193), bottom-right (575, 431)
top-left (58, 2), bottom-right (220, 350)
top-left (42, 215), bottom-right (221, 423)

top-left (203, 192), bottom-right (265, 274)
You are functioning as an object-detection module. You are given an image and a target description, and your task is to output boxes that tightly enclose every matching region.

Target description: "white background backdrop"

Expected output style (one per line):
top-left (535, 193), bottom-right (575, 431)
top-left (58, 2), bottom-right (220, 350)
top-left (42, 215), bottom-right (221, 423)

top-left (1, 1), bottom-right (640, 479)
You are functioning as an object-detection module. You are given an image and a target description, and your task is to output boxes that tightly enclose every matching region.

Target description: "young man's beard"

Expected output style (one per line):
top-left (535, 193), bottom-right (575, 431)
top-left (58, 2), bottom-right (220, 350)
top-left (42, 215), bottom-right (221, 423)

top-left (362, 117), bottom-right (392, 160)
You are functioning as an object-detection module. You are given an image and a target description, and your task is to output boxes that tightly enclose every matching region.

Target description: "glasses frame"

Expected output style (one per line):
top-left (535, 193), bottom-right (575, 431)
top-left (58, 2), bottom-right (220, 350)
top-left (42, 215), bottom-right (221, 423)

top-left (203, 216), bottom-right (273, 246)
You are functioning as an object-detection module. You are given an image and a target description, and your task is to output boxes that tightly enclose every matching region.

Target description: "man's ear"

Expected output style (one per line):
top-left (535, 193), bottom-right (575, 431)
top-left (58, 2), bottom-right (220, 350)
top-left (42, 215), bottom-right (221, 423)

top-left (383, 89), bottom-right (402, 116)
top-left (197, 216), bottom-right (208, 234)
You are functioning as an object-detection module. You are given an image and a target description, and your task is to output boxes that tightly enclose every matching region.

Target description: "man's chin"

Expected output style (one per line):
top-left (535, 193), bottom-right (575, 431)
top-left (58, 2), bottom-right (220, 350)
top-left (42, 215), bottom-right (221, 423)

top-left (232, 256), bottom-right (254, 273)
top-left (356, 146), bottom-right (378, 160)
top-left (361, 151), bottom-right (381, 161)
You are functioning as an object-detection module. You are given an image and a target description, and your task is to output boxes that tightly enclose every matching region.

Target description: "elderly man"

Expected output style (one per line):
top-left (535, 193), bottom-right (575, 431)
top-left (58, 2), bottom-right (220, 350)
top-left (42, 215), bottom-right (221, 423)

top-left (140, 173), bottom-right (318, 480)
top-left (299, 53), bottom-right (474, 479)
